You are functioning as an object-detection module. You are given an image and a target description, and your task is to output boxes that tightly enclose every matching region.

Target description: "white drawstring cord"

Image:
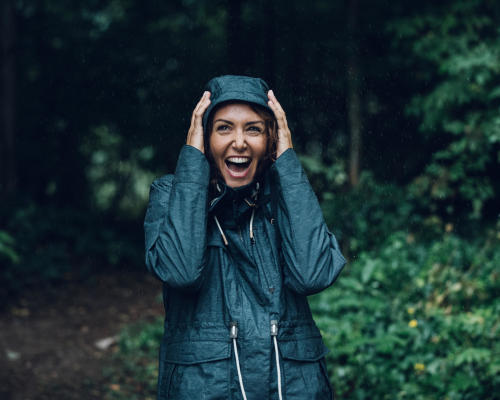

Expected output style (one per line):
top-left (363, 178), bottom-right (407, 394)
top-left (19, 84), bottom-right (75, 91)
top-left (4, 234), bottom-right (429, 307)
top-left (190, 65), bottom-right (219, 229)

top-left (233, 339), bottom-right (247, 400)
top-left (213, 215), bottom-right (228, 246)
top-left (273, 336), bottom-right (283, 400)
top-left (229, 319), bottom-right (282, 400)
top-left (249, 208), bottom-right (255, 243)
top-left (247, 182), bottom-right (259, 243)
top-left (213, 181), bottom-right (260, 246)
top-left (230, 322), bottom-right (248, 400)
top-left (271, 320), bottom-right (283, 400)
top-left (214, 212), bottom-right (254, 246)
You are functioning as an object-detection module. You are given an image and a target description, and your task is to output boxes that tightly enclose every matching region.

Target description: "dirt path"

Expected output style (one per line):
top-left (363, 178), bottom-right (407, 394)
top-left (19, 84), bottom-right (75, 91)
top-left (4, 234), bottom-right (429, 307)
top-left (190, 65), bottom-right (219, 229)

top-left (0, 270), bottom-right (163, 400)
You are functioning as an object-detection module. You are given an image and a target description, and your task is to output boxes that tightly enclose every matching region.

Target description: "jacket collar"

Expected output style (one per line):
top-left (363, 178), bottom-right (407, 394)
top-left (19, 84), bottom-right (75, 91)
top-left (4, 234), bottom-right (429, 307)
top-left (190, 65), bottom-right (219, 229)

top-left (209, 174), bottom-right (271, 226)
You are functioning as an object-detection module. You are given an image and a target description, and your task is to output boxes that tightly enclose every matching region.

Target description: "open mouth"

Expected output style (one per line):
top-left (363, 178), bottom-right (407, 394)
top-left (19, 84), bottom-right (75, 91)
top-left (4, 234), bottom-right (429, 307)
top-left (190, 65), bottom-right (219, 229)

top-left (225, 156), bottom-right (252, 176)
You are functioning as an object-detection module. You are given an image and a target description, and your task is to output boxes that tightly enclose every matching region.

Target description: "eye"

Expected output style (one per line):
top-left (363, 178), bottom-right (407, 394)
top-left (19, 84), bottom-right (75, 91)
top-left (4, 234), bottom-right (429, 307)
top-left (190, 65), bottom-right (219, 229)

top-left (247, 125), bottom-right (263, 135)
top-left (216, 124), bottom-right (231, 133)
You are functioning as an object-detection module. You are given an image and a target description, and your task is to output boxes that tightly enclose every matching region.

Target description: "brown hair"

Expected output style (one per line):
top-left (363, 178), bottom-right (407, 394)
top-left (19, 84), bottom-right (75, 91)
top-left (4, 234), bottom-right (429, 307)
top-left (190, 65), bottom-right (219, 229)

top-left (205, 101), bottom-right (277, 189)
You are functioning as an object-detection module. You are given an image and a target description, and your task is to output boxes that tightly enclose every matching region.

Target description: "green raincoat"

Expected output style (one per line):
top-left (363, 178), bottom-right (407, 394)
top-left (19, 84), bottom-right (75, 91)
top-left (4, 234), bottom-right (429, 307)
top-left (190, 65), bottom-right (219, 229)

top-left (144, 143), bottom-right (346, 399)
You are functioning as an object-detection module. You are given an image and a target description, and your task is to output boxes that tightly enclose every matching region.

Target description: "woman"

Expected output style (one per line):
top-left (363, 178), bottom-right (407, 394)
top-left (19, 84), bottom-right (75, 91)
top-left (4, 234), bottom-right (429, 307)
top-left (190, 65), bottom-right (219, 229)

top-left (144, 75), bottom-right (346, 400)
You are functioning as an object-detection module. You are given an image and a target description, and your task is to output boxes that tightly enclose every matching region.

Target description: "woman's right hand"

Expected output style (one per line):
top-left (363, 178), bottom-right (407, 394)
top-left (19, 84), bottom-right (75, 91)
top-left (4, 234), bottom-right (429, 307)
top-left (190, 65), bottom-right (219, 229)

top-left (186, 91), bottom-right (211, 153)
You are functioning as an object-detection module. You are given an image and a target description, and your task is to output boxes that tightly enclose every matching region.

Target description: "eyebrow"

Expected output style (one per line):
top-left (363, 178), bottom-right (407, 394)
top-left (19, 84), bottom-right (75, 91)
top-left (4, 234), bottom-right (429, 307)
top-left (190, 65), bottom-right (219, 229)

top-left (213, 119), bottom-right (264, 126)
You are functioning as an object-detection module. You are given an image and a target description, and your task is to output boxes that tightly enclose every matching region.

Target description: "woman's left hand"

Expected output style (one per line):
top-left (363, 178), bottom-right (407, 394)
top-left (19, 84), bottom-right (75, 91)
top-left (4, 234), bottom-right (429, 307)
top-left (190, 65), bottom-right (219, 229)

top-left (267, 90), bottom-right (293, 158)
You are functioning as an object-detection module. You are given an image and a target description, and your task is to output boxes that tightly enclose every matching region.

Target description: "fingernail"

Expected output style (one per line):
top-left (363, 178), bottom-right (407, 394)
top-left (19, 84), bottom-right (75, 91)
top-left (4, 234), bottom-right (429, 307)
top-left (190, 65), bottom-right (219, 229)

top-left (269, 89), bottom-right (274, 95)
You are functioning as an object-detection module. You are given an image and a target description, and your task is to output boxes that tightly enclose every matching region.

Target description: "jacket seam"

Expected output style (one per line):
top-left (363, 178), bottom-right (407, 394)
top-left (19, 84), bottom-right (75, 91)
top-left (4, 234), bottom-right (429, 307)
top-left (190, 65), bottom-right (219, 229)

top-left (278, 180), bottom-right (309, 189)
top-left (172, 179), bottom-right (209, 187)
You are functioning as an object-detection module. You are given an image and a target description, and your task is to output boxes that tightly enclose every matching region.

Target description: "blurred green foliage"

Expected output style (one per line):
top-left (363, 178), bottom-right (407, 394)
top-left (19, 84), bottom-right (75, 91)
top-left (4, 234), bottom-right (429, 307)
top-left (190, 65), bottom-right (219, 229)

top-left (301, 158), bottom-right (416, 253)
top-left (389, 0), bottom-right (500, 220)
top-left (0, 204), bottom-right (142, 301)
top-left (103, 318), bottom-right (163, 399)
top-left (311, 227), bottom-right (500, 399)
top-left (0, 230), bottom-right (19, 265)
top-left (81, 124), bottom-right (156, 217)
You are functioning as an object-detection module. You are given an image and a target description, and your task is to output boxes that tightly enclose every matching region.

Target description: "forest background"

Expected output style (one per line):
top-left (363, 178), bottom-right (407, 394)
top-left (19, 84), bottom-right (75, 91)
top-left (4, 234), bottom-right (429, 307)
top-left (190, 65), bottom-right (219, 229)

top-left (0, 0), bottom-right (499, 399)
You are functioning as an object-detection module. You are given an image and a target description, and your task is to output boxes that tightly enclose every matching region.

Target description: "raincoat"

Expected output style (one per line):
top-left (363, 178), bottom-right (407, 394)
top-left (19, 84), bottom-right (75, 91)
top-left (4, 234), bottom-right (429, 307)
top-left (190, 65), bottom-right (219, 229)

top-left (144, 143), bottom-right (346, 399)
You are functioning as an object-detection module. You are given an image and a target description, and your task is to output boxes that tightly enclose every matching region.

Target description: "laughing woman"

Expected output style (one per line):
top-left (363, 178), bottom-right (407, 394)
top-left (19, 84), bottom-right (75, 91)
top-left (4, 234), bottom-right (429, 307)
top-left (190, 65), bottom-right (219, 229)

top-left (144, 75), bottom-right (346, 400)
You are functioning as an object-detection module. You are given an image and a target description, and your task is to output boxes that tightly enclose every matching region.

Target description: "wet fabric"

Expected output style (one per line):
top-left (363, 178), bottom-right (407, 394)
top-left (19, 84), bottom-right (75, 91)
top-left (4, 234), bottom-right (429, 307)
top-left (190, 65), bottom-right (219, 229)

top-left (144, 145), bottom-right (346, 399)
top-left (202, 75), bottom-right (273, 134)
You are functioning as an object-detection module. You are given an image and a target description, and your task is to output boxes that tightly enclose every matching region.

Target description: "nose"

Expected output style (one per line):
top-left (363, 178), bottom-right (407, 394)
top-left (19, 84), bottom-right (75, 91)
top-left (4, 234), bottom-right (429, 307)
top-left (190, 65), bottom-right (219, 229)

top-left (231, 129), bottom-right (247, 151)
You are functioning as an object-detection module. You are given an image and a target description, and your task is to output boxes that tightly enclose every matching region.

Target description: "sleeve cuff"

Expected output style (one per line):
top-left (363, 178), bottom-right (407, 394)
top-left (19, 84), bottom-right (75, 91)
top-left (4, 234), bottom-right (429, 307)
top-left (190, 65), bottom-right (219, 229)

top-left (271, 148), bottom-right (309, 187)
top-left (174, 145), bottom-right (210, 185)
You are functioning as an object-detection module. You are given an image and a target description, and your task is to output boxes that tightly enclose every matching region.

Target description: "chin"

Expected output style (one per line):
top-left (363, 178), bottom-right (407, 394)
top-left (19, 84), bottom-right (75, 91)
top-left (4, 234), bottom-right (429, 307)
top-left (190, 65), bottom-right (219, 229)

top-left (225, 178), bottom-right (252, 188)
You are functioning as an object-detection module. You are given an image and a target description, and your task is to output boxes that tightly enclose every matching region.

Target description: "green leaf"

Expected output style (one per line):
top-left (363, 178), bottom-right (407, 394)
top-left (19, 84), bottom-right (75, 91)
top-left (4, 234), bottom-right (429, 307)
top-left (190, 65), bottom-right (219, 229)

top-left (453, 348), bottom-right (491, 366)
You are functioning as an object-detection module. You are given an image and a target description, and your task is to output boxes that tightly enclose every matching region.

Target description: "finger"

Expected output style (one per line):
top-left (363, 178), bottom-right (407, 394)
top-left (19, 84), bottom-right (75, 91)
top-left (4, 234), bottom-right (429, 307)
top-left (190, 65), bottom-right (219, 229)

top-left (267, 99), bottom-right (288, 130)
top-left (267, 94), bottom-right (281, 116)
top-left (267, 96), bottom-right (287, 129)
top-left (194, 93), bottom-right (211, 121)
top-left (268, 90), bottom-right (285, 115)
top-left (192, 92), bottom-right (211, 124)
top-left (193, 91), bottom-right (209, 114)
top-left (198, 91), bottom-right (211, 111)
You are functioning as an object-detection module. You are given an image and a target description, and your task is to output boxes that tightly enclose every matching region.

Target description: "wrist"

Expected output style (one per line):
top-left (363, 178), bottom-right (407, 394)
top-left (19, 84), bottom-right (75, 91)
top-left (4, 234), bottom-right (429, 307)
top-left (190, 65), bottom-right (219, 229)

top-left (186, 136), bottom-right (205, 154)
top-left (276, 139), bottom-right (293, 159)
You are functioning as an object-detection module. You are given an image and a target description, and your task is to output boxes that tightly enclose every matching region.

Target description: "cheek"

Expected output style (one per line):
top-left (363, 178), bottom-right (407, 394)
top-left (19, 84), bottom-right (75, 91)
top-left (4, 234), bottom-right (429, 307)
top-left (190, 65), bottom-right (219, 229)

top-left (208, 136), bottom-right (222, 162)
top-left (254, 137), bottom-right (268, 159)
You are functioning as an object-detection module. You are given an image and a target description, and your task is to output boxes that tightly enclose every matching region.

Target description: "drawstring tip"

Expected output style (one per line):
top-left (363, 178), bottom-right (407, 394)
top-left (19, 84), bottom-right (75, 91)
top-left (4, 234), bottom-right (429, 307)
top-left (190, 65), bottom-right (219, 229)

top-left (270, 320), bottom-right (279, 336)
top-left (214, 215), bottom-right (229, 246)
top-left (229, 321), bottom-right (238, 339)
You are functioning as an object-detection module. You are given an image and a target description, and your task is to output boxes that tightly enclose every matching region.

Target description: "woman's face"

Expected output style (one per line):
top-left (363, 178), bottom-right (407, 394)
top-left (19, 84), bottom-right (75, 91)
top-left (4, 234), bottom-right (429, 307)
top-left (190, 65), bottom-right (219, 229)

top-left (209, 103), bottom-right (268, 188)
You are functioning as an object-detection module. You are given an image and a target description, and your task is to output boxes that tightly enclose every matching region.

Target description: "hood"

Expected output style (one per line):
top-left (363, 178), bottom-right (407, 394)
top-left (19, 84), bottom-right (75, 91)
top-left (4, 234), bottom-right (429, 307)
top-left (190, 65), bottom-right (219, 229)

top-left (202, 75), bottom-right (272, 135)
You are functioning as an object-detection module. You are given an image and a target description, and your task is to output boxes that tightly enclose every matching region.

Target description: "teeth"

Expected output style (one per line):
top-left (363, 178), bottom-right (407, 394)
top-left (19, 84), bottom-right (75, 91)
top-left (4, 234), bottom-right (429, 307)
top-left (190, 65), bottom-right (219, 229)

top-left (226, 157), bottom-right (251, 164)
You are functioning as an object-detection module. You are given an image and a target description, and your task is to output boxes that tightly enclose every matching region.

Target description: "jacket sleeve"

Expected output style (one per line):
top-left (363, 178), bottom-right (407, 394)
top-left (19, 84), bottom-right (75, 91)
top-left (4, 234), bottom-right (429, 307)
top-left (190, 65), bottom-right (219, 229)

top-left (271, 148), bottom-right (346, 296)
top-left (144, 145), bottom-right (210, 291)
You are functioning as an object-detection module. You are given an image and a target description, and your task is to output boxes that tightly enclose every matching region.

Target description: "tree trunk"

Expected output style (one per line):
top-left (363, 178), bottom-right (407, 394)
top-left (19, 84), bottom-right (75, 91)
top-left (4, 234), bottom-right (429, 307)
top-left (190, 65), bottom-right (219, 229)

top-left (346, 0), bottom-right (362, 187)
top-left (1, 0), bottom-right (17, 197)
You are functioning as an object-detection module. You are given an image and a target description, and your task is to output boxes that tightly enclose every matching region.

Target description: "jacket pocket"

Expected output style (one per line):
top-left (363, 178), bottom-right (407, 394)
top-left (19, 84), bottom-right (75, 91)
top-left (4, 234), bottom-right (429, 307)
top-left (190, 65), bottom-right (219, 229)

top-left (164, 340), bottom-right (231, 364)
top-left (279, 336), bottom-right (329, 361)
top-left (280, 337), bottom-right (333, 399)
top-left (161, 340), bottom-right (232, 399)
top-left (158, 362), bottom-right (176, 399)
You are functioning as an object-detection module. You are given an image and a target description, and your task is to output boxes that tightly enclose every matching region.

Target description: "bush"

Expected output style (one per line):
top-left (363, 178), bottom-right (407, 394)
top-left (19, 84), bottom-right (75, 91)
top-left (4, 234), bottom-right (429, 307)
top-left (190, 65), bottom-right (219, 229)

top-left (0, 203), bottom-right (143, 301)
top-left (310, 227), bottom-right (500, 399)
top-left (103, 318), bottom-right (163, 400)
top-left (301, 155), bottom-right (418, 254)
top-left (321, 173), bottom-right (417, 253)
